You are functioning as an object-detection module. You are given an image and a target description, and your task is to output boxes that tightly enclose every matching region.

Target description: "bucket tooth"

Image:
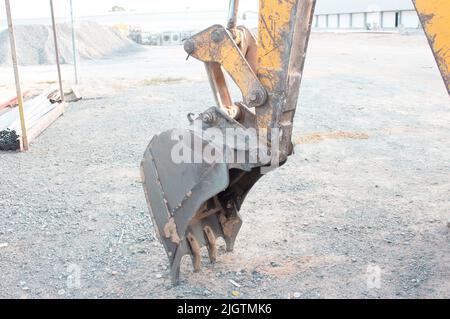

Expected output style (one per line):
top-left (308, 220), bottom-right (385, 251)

top-left (219, 211), bottom-right (243, 253)
top-left (170, 240), bottom-right (188, 284)
top-left (203, 225), bottom-right (217, 263)
top-left (187, 233), bottom-right (202, 272)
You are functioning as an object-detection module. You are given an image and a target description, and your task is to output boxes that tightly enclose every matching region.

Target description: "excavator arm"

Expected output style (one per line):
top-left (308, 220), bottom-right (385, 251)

top-left (141, 0), bottom-right (449, 284)
top-left (413, 0), bottom-right (450, 95)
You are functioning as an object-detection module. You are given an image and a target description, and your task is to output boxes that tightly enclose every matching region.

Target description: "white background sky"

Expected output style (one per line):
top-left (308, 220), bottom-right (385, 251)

top-left (1, 0), bottom-right (259, 19)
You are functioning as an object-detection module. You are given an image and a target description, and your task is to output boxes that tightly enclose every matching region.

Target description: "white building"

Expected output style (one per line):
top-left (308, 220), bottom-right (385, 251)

top-left (313, 0), bottom-right (421, 30)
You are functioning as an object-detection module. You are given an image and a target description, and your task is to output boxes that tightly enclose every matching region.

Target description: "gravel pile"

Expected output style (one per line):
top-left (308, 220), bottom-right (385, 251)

top-left (0, 21), bottom-right (141, 65)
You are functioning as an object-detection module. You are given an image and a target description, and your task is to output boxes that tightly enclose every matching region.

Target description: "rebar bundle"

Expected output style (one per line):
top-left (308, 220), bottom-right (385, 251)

top-left (0, 129), bottom-right (20, 151)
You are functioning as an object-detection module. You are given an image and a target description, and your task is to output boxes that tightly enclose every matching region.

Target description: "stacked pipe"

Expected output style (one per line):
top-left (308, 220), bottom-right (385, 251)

top-left (0, 87), bottom-right (60, 151)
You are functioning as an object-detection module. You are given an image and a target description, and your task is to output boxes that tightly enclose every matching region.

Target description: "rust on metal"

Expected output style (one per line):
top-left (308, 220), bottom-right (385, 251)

top-left (141, 0), bottom-right (317, 284)
top-left (256, 0), bottom-right (316, 160)
top-left (219, 212), bottom-right (242, 252)
top-left (185, 25), bottom-right (267, 108)
top-left (203, 225), bottom-right (218, 263)
top-left (163, 218), bottom-right (181, 245)
top-left (187, 233), bottom-right (202, 272)
top-left (413, 0), bottom-right (450, 95)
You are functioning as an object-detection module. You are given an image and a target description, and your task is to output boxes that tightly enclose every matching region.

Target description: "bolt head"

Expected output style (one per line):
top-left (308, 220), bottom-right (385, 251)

top-left (184, 39), bottom-right (195, 54)
top-left (211, 30), bottom-right (224, 43)
top-left (200, 112), bottom-right (217, 124)
top-left (248, 89), bottom-right (267, 106)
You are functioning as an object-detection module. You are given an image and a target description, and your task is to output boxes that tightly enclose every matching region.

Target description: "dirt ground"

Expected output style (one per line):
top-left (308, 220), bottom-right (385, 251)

top-left (0, 32), bottom-right (449, 299)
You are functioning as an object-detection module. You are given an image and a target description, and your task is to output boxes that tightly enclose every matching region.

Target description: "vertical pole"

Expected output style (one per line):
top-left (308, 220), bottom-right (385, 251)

top-left (70, 0), bottom-right (79, 84)
top-left (227, 0), bottom-right (240, 30)
top-left (380, 11), bottom-right (383, 29)
top-left (50, 0), bottom-right (64, 102)
top-left (5, 0), bottom-right (28, 151)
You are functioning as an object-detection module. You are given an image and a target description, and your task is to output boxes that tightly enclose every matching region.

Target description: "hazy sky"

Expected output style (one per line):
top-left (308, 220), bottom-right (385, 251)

top-left (1, 0), bottom-right (259, 19)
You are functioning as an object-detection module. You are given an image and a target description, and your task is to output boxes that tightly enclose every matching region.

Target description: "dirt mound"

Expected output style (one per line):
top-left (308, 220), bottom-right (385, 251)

top-left (0, 21), bottom-right (141, 65)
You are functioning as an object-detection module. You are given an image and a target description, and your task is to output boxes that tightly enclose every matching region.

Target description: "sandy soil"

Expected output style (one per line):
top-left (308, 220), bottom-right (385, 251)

top-left (0, 32), bottom-right (449, 299)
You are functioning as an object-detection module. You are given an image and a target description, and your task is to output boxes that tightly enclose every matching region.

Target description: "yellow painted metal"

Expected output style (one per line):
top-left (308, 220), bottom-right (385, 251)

top-left (257, 0), bottom-right (293, 73)
top-left (413, 0), bottom-right (450, 95)
top-left (257, 0), bottom-right (298, 132)
top-left (187, 25), bottom-right (266, 107)
top-left (256, 0), bottom-right (316, 158)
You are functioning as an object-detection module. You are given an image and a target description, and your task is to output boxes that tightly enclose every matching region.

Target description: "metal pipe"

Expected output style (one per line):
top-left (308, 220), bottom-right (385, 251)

top-left (70, 0), bottom-right (79, 84)
top-left (227, 0), bottom-right (240, 30)
top-left (5, 0), bottom-right (28, 151)
top-left (50, 0), bottom-right (65, 102)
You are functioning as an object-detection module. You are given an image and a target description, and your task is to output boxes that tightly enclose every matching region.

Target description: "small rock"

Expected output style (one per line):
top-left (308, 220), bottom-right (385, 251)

top-left (351, 258), bottom-right (357, 263)
top-left (155, 274), bottom-right (163, 279)
top-left (270, 261), bottom-right (280, 268)
top-left (22, 287), bottom-right (30, 291)
top-left (293, 292), bottom-right (301, 298)
top-left (111, 271), bottom-right (118, 276)
top-left (0, 243), bottom-right (8, 248)
top-left (58, 289), bottom-right (66, 295)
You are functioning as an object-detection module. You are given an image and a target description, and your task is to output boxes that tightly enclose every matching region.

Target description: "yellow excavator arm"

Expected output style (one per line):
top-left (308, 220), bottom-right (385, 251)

top-left (413, 0), bottom-right (450, 95)
top-left (141, 0), bottom-right (450, 284)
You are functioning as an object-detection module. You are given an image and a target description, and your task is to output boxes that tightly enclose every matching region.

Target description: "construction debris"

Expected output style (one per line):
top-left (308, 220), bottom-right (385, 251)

top-left (64, 87), bottom-right (82, 103)
top-left (0, 91), bottom-right (31, 111)
top-left (0, 129), bottom-right (20, 151)
top-left (0, 87), bottom-right (65, 151)
top-left (229, 279), bottom-right (242, 288)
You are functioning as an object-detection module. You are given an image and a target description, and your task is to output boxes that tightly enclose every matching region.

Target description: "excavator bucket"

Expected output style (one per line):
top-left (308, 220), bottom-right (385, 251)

top-left (141, 111), bottom-right (265, 283)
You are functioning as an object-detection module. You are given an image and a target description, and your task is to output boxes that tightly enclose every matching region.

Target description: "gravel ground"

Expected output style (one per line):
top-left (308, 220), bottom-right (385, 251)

top-left (0, 32), bottom-right (449, 299)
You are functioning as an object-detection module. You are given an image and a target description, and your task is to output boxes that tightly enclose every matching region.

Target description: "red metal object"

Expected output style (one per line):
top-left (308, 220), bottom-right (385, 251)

top-left (0, 91), bottom-right (31, 111)
top-left (0, 96), bottom-right (18, 111)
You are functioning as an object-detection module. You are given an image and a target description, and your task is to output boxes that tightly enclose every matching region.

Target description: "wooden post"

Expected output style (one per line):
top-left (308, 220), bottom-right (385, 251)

top-left (50, 0), bottom-right (65, 102)
top-left (70, 0), bottom-right (79, 84)
top-left (5, 0), bottom-right (28, 151)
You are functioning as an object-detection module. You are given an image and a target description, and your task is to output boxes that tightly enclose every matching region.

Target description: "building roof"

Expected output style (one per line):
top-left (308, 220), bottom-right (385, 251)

top-left (315, 0), bottom-right (414, 15)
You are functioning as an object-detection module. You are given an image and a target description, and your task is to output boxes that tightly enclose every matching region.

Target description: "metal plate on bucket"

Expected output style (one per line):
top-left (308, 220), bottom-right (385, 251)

top-left (141, 128), bottom-right (230, 282)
